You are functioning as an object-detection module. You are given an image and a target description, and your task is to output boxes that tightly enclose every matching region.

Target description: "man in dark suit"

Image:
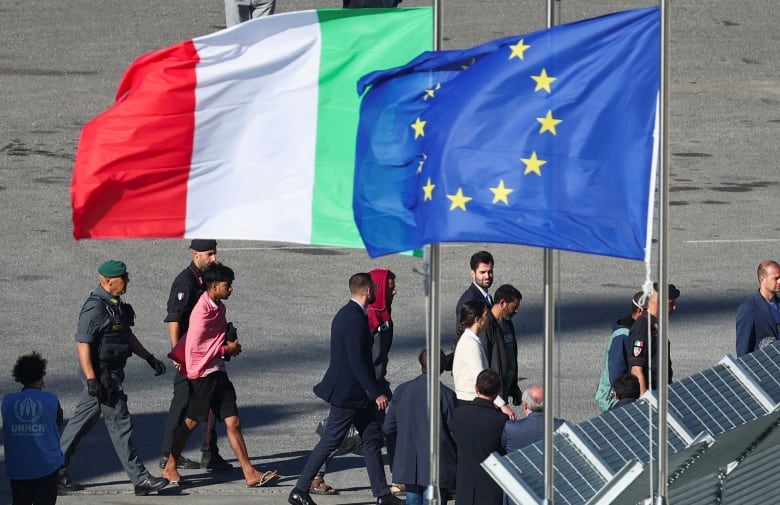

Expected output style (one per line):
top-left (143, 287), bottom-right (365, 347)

top-left (384, 349), bottom-right (457, 505)
top-left (452, 369), bottom-right (508, 505)
top-left (446, 251), bottom-right (494, 371)
top-left (736, 260), bottom-right (780, 356)
top-left (455, 251), bottom-right (495, 326)
top-left (502, 384), bottom-right (565, 453)
top-left (288, 273), bottom-right (401, 505)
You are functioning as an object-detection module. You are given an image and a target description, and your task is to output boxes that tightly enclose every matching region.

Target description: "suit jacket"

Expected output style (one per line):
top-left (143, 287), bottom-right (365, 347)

top-left (313, 300), bottom-right (380, 408)
top-left (455, 283), bottom-right (490, 327)
top-left (736, 290), bottom-right (780, 357)
top-left (502, 411), bottom-right (565, 453)
top-left (452, 397), bottom-right (508, 505)
top-left (384, 374), bottom-right (457, 490)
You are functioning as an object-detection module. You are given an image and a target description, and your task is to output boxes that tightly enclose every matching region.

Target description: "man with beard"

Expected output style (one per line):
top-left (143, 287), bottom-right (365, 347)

top-left (483, 284), bottom-right (523, 405)
top-left (446, 250), bottom-right (494, 371)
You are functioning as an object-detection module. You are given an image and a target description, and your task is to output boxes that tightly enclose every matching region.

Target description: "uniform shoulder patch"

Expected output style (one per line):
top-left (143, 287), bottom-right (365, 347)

top-left (177, 292), bottom-right (186, 301)
top-left (633, 339), bottom-right (645, 357)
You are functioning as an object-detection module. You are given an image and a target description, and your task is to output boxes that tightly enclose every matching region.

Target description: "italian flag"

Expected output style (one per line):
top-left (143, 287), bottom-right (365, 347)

top-left (71, 8), bottom-right (432, 248)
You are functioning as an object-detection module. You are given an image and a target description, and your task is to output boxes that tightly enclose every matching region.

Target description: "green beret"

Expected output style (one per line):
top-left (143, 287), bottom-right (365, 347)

top-left (98, 260), bottom-right (127, 278)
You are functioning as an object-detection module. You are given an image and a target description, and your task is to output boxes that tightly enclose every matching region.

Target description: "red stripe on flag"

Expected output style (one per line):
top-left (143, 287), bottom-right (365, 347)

top-left (71, 40), bottom-right (199, 239)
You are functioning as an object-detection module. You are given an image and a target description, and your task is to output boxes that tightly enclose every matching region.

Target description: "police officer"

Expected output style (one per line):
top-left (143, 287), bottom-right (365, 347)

top-left (159, 239), bottom-right (232, 472)
top-left (58, 260), bottom-right (169, 496)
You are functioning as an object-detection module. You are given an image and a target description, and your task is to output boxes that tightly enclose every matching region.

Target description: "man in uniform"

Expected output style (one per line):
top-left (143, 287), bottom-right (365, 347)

top-left (58, 260), bottom-right (169, 496)
top-left (626, 283), bottom-right (680, 395)
top-left (160, 239), bottom-right (231, 472)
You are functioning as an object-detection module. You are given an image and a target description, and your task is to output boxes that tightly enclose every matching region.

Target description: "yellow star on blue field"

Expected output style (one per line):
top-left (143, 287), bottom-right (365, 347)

top-left (447, 188), bottom-right (472, 211)
top-left (411, 117), bottom-right (426, 139)
top-left (489, 180), bottom-right (514, 204)
top-left (417, 153), bottom-right (428, 174)
top-left (521, 151), bottom-right (547, 176)
top-left (424, 83), bottom-right (441, 100)
top-left (509, 39), bottom-right (531, 60)
top-left (461, 57), bottom-right (477, 70)
top-left (422, 178), bottom-right (435, 201)
top-left (537, 110), bottom-right (562, 135)
top-left (531, 68), bottom-right (557, 93)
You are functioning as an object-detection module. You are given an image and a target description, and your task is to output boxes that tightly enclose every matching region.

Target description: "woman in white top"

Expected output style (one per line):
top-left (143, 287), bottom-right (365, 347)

top-left (452, 299), bottom-right (516, 420)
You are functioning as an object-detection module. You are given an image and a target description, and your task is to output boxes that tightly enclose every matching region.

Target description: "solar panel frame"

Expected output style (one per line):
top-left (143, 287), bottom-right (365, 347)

top-left (667, 364), bottom-right (766, 437)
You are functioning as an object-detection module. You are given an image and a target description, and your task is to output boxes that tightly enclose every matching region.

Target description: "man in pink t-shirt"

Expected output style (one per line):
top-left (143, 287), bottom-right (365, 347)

top-left (162, 263), bottom-right (278, 488)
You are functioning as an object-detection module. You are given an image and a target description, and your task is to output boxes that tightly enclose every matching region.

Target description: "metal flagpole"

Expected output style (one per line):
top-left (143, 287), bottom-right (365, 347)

top-left (425, 244), bottom-right (442, 505)
top-left (543, 3), bottom-right (561, 504)
top-left (424, 3), bottom-right (443, 502)
top-left (655, 0), bottom-right (671, 503)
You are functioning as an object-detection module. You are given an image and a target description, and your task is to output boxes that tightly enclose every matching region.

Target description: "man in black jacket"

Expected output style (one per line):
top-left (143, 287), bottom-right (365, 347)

top-left (483, 284), bottom-right (523, 405)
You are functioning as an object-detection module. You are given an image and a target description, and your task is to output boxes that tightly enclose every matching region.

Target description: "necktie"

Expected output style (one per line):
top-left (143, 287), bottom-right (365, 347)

top-left (485, 293), bottom-right (493, 307)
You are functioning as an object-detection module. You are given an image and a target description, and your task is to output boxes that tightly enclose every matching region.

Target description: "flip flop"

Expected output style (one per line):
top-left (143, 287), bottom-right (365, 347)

top-left (310, 477), bottom-right (339, 495)
top-left (247, 470), bottom-right (279, 488)
top-left (168, 478), bottom-right (188, 486)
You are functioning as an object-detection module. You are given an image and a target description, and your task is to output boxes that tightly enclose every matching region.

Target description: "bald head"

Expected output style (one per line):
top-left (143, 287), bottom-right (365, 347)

top-left (523, 384), bottom-right (544, 412)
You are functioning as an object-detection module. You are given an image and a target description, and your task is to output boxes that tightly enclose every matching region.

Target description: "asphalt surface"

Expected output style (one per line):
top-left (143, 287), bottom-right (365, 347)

top-left (1, 0), bottom-right (779, 504)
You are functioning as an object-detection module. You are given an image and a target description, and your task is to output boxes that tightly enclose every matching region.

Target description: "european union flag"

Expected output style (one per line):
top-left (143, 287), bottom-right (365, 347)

top-left (353, 7), bottom-right (659, 260)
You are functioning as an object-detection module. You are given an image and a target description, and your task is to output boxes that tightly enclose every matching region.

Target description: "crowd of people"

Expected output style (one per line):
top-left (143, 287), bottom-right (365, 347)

top-left (3, 248), bottom-right (779, 505)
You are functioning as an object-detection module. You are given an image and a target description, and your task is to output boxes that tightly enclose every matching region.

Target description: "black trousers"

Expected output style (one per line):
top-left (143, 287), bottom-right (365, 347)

top-left (10, 469), bottom-right (58, 505)
top-left (160, 372), bottom-right (218, 456)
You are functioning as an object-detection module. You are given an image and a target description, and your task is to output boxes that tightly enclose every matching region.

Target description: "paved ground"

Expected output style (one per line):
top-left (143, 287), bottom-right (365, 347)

top-left (1, 0), bottom-right (779, 504)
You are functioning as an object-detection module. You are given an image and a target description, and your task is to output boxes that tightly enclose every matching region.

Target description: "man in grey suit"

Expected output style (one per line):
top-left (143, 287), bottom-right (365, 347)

top-left (288, 273), bottom-right (401, 505)
top-left (736, 260), bottom-right (780, 356)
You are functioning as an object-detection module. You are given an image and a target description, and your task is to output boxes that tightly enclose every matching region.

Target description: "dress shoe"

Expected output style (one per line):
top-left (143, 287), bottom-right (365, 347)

top-left (288, 487), bottom-right (318, 505)
top-left (158, 454), bottom-right (201, 470)
top-left (57, 468), bottom-right (84, 495)
top-left (377, 493), bottom-right (405, 505)
top-left (201, 451), bottom-right (234, 472)
top-left (134, 476), bottom-right (169, 496)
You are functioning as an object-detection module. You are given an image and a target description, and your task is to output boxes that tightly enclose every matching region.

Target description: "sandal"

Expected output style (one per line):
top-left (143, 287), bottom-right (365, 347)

top-left (310, 476), bottom-right (339, 495)
top-left (247, 470), bottom-right (279, 488)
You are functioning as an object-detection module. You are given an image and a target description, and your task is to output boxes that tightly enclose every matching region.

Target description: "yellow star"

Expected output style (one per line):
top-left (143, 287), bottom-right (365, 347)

top-left (531, 68), bottom-right (557, 93)
top-left (489, 180), bottom-right (514, 205)
top-left (422, 178), bottom-right (435, 201)
top-left (416, 153), bottom-right (428, 174)
top-left (411, 117), bottom-right (426, 139)
top-left (521, 151), bottom-right (547, 176)
top-left (509, 39), bottom-right (531, 60)
top-left (537, 110), bottom-right (562, 135)
top-left (424, 83), bottom-right (441, 100)
top-left (461, 57), bottom-right (477, 70)
top-left (447, 188), bottom-right (472, 211)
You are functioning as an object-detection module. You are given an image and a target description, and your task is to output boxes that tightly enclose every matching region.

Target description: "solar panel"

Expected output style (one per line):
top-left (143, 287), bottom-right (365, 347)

top-left (567, 400), bottom-right (688, 473)
top-left (737, 345), bottom-right (780, 405)
top-left (486, 346), bottom-right (780, 505)
top-left (502, 431), bottom-right (608, 505)
top-left (668, 364), bottom-right (766, 437)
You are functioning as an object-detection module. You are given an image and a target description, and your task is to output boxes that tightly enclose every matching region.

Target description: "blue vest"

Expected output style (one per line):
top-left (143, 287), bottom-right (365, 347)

top-left (1, 388), bottom-right (64, 480)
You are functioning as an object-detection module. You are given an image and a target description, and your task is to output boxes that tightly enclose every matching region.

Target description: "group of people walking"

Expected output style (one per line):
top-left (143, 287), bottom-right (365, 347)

top-left (4, 248), bottom-right (780, 505)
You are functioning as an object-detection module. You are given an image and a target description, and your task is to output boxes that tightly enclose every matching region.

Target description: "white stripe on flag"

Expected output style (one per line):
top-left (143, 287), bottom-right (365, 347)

top-left (187, 10), bottom-right (321, 242)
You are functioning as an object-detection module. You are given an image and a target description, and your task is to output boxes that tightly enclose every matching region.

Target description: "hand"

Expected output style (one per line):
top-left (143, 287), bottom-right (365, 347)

top-left (375, 394), bottom-right (389, 411)
top-left (500, 404), bottom-right (516, 420)
top-left (224, 339), bottom-right (242, 357)
top-left (87, 378), bottom-right (106, 403)
top-left (147, 355), bottom-right (167, 376)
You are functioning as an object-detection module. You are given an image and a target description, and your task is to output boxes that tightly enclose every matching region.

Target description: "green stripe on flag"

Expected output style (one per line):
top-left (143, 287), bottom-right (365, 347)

top-left (312, 8), bottom-right (433, 249)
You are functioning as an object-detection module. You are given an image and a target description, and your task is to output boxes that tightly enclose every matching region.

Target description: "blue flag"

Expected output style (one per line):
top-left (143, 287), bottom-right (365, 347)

top-left (353, 7), bottom-right (659, 260)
